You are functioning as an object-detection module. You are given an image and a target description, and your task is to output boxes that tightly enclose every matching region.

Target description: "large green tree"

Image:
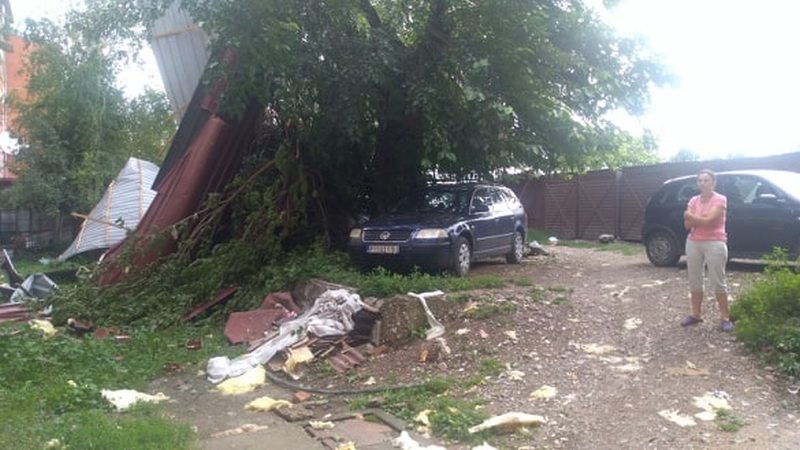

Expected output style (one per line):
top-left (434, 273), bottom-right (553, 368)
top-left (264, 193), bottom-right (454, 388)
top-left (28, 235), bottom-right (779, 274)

top-left (83, 0), bottom-right (668, 212)
top-left (45, 0), bottom-right (671, 322)
top-left (4, 18), bottom-right (175, 221)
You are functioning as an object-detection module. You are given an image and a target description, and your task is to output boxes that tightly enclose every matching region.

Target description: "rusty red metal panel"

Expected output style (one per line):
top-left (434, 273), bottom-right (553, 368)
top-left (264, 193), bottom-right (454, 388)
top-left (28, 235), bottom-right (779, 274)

top-left (99, 101), bottom-right (261, 285)
top-left (223, 309), bottom-right (284, 344)
top-left (0, 302), bottom-right (30, 322)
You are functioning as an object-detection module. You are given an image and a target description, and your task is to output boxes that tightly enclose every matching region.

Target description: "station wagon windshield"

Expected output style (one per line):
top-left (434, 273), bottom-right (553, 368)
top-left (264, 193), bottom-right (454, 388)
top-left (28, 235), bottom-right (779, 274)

top-left (393, 188), bottom-right (471, 214)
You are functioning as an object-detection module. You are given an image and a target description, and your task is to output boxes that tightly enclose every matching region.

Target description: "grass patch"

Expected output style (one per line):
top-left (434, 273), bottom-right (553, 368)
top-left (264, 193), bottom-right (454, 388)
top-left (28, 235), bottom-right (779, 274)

top-left (557, 239), bottom-right (641, 256)
top-left (463, 301), bottom-right (516, 319)
top-left (529, 287), bottom-right (545, 303)
top-left (508, 276), bottom-right (534, 287)
top-left (526, 228), bottom-right (551, 244)
top-left (478, 358), bottom-right (503, 377)
top-left (0, 323), bottom-right (231, 449)
top-left (349, 378), bottom-right (490, 443)
top-left (715, 408), bottom-right (747, 432)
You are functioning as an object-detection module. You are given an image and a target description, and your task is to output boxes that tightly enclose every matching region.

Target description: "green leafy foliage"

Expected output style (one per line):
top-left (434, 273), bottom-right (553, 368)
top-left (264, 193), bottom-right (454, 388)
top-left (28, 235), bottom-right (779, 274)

top-left (2, 19), bottom-right (175, 220)
top-left (78, 0), bottom-right (668, 212)
top-left (730, 251), bottom-right (800, 376)
top-left (53, 232), bottom-right (508, 327)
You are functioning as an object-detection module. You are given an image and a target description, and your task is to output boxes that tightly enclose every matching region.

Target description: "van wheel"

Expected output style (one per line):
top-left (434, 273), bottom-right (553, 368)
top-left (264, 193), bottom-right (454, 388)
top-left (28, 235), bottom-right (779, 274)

top-left (452, 236), bottom-right (471, 277)
top-left (645, 231), bottom-right (680, 267)
top-left (506, 231), bottom-right (524, 264)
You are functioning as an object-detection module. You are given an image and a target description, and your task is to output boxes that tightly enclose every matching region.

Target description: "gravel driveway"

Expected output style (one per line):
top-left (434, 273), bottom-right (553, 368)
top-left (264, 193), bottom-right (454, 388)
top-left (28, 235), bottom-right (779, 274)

top-left (458, 244), bottom-right (800, 449)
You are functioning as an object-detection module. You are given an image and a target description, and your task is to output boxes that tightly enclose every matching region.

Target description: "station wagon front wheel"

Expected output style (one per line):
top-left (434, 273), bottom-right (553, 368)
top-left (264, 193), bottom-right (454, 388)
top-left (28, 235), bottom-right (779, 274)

top-left (452, 236), bottom-right (471, 277)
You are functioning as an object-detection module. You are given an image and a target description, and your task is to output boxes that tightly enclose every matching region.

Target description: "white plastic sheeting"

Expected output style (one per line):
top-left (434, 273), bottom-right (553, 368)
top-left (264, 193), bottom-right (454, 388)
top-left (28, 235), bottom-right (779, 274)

top-left (206, 289), bottom-right (364, 383)
top-left (58, 158), bottom-right (159, 261)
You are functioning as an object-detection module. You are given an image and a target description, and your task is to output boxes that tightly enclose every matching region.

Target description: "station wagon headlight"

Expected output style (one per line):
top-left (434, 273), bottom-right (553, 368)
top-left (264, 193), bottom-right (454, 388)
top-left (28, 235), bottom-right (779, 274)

top-left (349, 228), bottom-right (362, 239)
top-left (416, 229), bottom-right (448, 239)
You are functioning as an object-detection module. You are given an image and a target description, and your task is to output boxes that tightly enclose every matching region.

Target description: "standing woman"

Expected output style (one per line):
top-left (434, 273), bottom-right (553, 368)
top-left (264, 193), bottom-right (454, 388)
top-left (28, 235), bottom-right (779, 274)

top-left (681, 169), bottom-right (734, 331)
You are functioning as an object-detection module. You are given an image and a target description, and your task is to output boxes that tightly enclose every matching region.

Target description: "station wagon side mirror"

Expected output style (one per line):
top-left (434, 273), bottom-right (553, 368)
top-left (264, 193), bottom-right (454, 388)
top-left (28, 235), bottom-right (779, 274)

top-left (471, 204), bottom-right (490, 214)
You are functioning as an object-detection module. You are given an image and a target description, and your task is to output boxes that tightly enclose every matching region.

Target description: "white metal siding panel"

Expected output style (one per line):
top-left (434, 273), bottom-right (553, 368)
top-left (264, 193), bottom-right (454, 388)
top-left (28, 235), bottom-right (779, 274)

top-left (150, 2), bottom-right (210, 120)
top-left (58, 158), bottom-right (160, 261)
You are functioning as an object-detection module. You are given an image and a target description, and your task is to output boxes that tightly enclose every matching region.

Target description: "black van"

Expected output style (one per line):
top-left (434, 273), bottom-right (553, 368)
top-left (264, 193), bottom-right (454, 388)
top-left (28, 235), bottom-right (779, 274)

top-left (642, 170), bottom-right (800, 266)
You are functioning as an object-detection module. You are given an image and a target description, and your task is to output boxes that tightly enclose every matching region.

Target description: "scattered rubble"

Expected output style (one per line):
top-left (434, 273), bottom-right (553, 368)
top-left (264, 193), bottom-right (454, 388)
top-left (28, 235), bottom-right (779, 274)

top-left (209, 423), bottom-right (269, 438)
top-left (244, 396), bottom-right (292, 412)
top-left (100, 389), bottom-right (169, 411)
top-left (216, 365), bottom-right (266, 395)
top-left (467, 412), bottom-right (546, 434)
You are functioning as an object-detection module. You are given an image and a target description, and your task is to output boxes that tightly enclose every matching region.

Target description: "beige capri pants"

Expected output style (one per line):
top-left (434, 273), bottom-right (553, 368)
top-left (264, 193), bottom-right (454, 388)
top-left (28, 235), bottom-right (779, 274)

top-left (685, 239), bottom-right (728, 294)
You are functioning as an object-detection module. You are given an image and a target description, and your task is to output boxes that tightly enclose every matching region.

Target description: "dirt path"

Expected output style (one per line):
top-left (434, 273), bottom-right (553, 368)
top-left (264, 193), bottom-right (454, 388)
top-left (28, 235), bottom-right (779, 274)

top-left (462, 246), bottom-right (800, 449)
top-left (154, 245), bottom-right (800, 449)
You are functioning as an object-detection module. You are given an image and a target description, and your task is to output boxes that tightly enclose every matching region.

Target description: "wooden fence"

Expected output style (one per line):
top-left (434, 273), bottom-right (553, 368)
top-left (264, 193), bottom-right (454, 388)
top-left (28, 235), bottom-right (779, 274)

top-left (514, 152), bottom-right (800, 242)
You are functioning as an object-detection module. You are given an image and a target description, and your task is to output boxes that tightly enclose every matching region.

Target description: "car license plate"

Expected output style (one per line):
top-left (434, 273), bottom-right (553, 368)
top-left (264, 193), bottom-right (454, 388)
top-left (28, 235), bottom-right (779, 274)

top-left (367, 244), bottom-right (399, 254)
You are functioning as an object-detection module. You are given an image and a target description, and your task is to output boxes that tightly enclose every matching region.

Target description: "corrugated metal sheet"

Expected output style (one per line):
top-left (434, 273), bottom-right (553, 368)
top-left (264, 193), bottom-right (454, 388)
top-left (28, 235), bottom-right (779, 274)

top-left (58, 158), bottom-right (159, 261)
top-left (150, 2), bottom-right (210, 121)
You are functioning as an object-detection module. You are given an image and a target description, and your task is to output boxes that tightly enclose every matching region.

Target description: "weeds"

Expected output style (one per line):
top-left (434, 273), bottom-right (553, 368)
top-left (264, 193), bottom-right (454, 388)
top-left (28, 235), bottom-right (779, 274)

top-left (715, 408), bottom-right (746, 432)
top-left (529, 287), bottom-right (545, 303)
top-left (478, 358), bottom-right (503, 377)
top-left (508, 277), bottom-right (534, 287)
top-left (558, 239), bottom-right (641, 256)
top-left (731, 250), bottom-right (800, 376)
top-left (52, 245), bottom-right (507, 328)
top-left (464, 301), bottom-right (517, 319)
top-left (349, 377), bottom-right (489, 443)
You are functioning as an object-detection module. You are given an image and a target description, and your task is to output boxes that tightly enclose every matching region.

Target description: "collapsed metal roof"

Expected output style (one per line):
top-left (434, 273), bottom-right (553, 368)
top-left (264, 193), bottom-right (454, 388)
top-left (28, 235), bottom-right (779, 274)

top-left (149, 1), bottom-right (210, 122)
top-left (58, 157), bottom-right (159, 261)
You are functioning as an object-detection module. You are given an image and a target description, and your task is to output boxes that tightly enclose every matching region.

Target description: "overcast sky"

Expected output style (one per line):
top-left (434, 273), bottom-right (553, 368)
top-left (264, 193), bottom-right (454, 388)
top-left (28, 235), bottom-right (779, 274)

top-left (599, 0), bottom-right (800, 160)
top-left (12, 0), bottom-right (800, 161)
top-left (10, 0), bottom-right (164, 99)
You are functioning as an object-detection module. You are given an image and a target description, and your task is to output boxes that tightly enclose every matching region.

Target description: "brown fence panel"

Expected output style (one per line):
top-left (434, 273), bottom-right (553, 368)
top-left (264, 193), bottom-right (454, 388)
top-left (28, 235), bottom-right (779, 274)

top-left (541, 178), bottom-right (579, 239)
top-left (516, 179), bottom-right (545, 231)
top-left (511, 151), bottom-right (800, 243)
top-left (575, 171), bottom-right (617, 239)
top-left (617, 167), bottom-right (671, 241)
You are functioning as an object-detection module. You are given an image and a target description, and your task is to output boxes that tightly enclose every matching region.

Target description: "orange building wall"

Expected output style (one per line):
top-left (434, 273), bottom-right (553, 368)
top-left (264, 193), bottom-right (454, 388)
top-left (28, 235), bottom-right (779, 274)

top-left (4, 34), bottom-right (30, 132)
top-left (0, 34), bottom-right (30, 184)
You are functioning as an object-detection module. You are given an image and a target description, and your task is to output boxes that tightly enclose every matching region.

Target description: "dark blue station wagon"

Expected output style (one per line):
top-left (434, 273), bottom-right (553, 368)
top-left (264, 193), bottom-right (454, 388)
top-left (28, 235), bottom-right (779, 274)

top-left (348, 183), bottom-right (528, 276)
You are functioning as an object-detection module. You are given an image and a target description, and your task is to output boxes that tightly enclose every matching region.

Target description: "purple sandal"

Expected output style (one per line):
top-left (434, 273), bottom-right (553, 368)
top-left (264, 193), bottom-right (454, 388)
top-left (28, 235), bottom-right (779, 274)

top-left (680, 315), bottom-right (703, 327)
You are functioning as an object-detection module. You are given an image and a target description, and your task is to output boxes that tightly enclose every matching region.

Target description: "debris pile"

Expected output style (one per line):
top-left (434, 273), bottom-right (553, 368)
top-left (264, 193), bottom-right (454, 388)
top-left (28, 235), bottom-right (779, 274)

top-left (0, 249), bottom-right (57, 324)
